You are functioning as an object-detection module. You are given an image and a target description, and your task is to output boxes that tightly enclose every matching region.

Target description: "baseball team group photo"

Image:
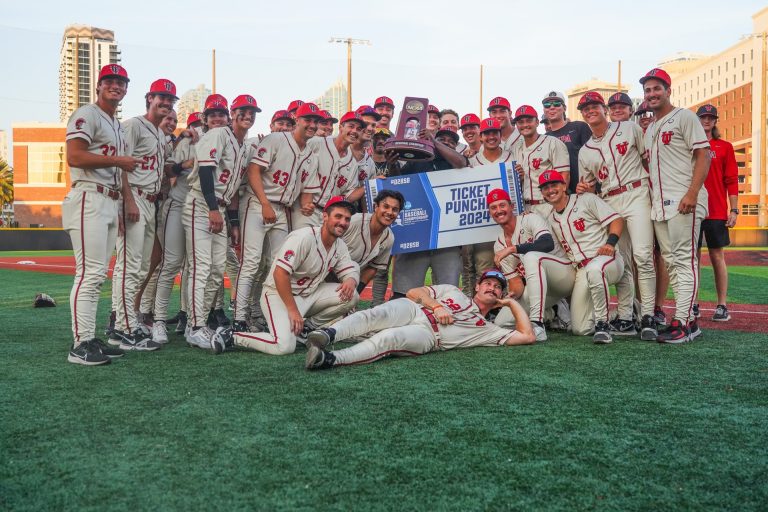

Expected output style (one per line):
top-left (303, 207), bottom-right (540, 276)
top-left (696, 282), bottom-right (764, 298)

top-left (2, 2), bottom-right (766, 510)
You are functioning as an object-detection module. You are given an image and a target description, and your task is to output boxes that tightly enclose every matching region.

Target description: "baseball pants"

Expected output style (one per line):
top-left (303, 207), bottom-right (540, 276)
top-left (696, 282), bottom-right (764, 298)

top-left (571, 255), bottom-right (625, 336)
top-left (392, 247), bottom-right (462, 295)
top-left (234, 197), bottom-right (289, 322)
top-left (213, 243), bottom-right (239, 310)
top-left (111, 190), bottom-right (156, 333)
top-left (461, 242), bottom-right (495, 296)
top-left (153, 197), bottom-right (186, 322)
top-left (183, 197), bottom-right (228, 329)
top-left (233, 284), bottom-right (359, 355)
top-left (606, 186), bottom-right (656, 319)
top-left (289, 202), bottom-right (322, 231)
top-left (371, 257), bottom-right (392, 307)
top-left (62, 184), bottom-right (119, 344)
top-left (653, 206), bottom-right (705, 324)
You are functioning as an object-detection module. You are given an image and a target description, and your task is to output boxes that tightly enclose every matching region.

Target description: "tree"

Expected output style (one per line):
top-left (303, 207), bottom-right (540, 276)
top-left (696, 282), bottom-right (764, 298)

top-left (0, 159), bottom-right (13, 226)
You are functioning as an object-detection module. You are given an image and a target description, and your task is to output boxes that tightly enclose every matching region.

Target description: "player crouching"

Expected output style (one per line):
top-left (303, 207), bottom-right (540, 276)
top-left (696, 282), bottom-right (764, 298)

top-left (304, 270), bottom-right (536, 370)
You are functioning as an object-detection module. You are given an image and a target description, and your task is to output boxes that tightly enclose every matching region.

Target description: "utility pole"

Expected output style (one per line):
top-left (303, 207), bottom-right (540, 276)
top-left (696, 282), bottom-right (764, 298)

top-left (480, 64), bottom-right (484, 115)
top-left (212, 49), bottom-right (216, 95)
top-left (617, 60), bottom-right (622, 92)
top-left (760, 32), bottom-right (767, 227)
top-left (329, 37), bottom-right (371, 111)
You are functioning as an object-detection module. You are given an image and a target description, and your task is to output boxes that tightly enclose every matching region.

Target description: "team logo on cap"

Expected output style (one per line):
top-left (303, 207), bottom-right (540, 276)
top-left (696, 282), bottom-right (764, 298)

top-left (705, 105), bottom-right (713, 112)
top-left (532, 158), bottom-right (542, 170)
top-left (283, 250), bottom-right (295, 262)
top-left (164, 81), bottom-right (172, 92)
top-left (661, 131), bottom-right (673, 145)
top-left (547, 91), bottom-right (558, 97)
top-left (75, 118), bottom-right (86, 130)
top-left (490, 192), bottom-right (500, 201)
top-left (491, 98), bottom-right (502, 105)
top-left (616, 141), bottom-right (628, 156)
top-left (210, 148), bottom-right (217, 159)
top-left (110, 65), bottom-right (120, 74)
top-left (573, 218), bottom-right (586, 232)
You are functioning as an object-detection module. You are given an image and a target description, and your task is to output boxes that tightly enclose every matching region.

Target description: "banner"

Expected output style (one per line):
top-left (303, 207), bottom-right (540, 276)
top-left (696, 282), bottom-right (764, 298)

top-left (364, 162), bottom-right (523, 254)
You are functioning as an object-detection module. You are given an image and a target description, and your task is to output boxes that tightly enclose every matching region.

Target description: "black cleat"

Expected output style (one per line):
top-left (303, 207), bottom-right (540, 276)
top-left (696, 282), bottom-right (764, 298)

top-left (610, 318), bottom-right (637, 336)
top-left (105, 310), bottom-right (116, 336)
top-left (211, 327), bottom-right (235, 355)
top-left (593, 320), bottom-right (613, 344)
top-left (68, 340), bottom-right (111, 366)
top-left (656, 319), bottom-right (690, 344)
top-left (232, 320), bottom-right (249, 333)
top-left (213, 308), bottom-right (231, 327)
top-left (639, 315), bottom-right (658, 341)
top-left (306, 328), bottom-right (336, 349)
top-left (174, 311), bottom-right (188, 334)
top-left (90, 337), bottom-right (124, 358)
top-left (305, 344), bottom-right (336, 370)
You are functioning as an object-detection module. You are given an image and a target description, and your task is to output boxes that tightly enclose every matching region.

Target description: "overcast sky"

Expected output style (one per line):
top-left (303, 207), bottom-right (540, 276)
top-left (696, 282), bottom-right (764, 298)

top-left (1, 0), bottom-right (766, 163)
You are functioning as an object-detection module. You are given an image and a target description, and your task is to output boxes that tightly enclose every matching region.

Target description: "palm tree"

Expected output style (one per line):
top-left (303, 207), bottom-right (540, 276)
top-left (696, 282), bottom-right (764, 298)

top-left (0, 159), bottom-right (12, 206)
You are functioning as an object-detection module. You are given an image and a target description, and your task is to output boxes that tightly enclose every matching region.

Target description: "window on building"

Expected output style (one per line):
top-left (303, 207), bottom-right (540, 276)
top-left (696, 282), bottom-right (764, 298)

top-left (738, 175), bottom-right (746, 184)
top-left (742, 53), bottom-right (745, 64)
top-left (724, 128), bottom-right (728, 138)
top-left (742, 70), bottom-right (745, 81)
top-left (26, 144), bottom-right (67, 185)
top-left (742, 204), bottom-right (759, 215)
top-left (733, 74), bottom-right (736, 85)
top-left (726, 78), bottom-right (728, 88)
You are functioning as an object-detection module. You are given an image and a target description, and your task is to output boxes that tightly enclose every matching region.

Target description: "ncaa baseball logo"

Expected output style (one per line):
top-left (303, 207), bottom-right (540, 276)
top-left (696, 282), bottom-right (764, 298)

top-left (573, 218), bottom-right (586, 232)
top-left (616, 141), bottom-right (628, 156)
top-left (75, 118), bottom-right (86, 130)
top-left (661, 131), bottom-right (673, 145)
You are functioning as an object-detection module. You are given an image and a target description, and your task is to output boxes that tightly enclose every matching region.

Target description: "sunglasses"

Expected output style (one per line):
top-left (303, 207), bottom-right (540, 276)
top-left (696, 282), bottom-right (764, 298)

top-left (543, 101), bottom-right (564, 108)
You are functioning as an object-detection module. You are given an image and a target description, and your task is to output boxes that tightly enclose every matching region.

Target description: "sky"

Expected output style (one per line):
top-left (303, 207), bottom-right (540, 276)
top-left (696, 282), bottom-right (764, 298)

top-left (1, 0), bottom-right (766, 164)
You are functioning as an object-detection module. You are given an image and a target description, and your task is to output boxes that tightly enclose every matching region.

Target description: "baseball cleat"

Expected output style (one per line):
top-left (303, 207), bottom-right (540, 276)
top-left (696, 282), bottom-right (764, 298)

top-left (532, 324), bottom-right (547, 342)
top-left (688, 320), bottom-right (703, 341)
top-left (213, 308), bottom-right (231, 327)
top-left (712, 305), bottom-right (731, 322)
top-left (151, 320), bottom-right (169, 344)
top-left (89, 337), bottom-right (124, 358)
top-left (639, 315), bottom-right (658, 341)
top-left (118, 330), bottom-right (162, 351)
top-left (610, 318), bottom-right (637, 336)
top-left (68, 340), bottom-right (111, 366)
top-left (306, 328), bottom-right (335, 349)
top-left (232, 320), bottom-right (249, 333)
top-left (210, 327), bottom-right (235, 355)
top-left (105, 310), bottom-right (116, 336)
top-left (692, 304), bottom-right (700, 318)
top-left (305, 344), bottom-right (336, 370)
top-left (656, 319), bottom-right (690, 344)
top-left (593, 321), bottom-right (613, 344)
top-left (174, 311), bottom-right (188, 334)
top-left (653, 307), bottom-right (667, 327)
top-left (186, 326), bottom-right (214, 350)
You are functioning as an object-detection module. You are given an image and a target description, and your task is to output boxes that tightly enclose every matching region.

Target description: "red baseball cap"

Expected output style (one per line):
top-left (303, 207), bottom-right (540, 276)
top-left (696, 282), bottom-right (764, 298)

top-left (271, 109), bottom-right (294, 123)
top-left (204, 94), bottom-right (228, 113)
top-left (634, 101), bottom-right (651, 116)
top-left (538, 170), bottom-right (566, 187)
top-left (324, 195), bottom-right (356, 214)
top-left (513, 105), bottom-right (539, 123)
top-left (295, 102), bottom-right (324, 119)
top-left (607, 92), bottom-right (632, 107)
top-left (577, 91), bottom-right (605, 111)
top-left (186, 112), bottom-right (202, 126)
top-left (356, 105), bottom-right (382, 121)
top-left (435, 124), bottom-right (460, 142)
top-left (479, 117), bottom-right (502, 133)
top-left (148, 79), bottom-right (178, 99)
top-left (287, 99), bottom-right (305, 112)
top-left (696, 104), bottom-right (718, 118)
top-left (428, 104), bottom-right (440, 114)
top-left (339, 111), bottom-right (366, 127)
top-left (486, 188), bottom-right (511, 206)
top-left (374, 96), bottom-right (395, 108)
top-left (639, 68), bottom-right (672, 88)
top-left (231, 94), bottom-right (262, 112)
top-left (98, 63), bottom-right (129, 83)
top-left (320, 110), bottom-right (338, 123)
top-left (487, 97), bottom-right (511, 111)
top-left (460, 113), bottom-right (481, 129)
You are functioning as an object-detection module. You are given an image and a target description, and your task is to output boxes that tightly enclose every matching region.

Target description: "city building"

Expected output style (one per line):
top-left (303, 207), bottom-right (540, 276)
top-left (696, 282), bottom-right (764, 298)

top-left (11, 123), bottom-right (68, 227)
top-left (58, 24), bottom-right (121, 123)
top-left (663, 6), bottom-right (768, 228)
top-left (565, 79), bottom-right (631, 117)
top-left (176, 84), bottom-right (211, 127)
top-left (314, 79), bottom-right (347, 132)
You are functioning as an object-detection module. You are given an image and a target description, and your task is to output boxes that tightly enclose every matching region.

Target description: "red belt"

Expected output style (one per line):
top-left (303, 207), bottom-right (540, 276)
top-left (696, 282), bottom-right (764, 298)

top-left (95, 185), bottom-right (120, 200)
top-left (605, 179), bottom-right (643, 198)
top-left (136, 188), bottom-right (159, 202)
top-left (420, 307), bottom-right (439, 333)
top-left (525, 199), bottom-right (545, 205)
top-left (576, 257), bottom-right (593, 269)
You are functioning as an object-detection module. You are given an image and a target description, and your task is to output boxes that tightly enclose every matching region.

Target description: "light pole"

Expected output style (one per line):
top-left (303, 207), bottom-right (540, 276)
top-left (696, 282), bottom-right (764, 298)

top-left (329, 37), bottom-right (371, 111)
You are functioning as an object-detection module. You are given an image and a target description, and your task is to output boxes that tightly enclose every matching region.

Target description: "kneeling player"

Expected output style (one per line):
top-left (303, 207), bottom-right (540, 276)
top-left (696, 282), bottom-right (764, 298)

top-left (304, 270), bottom-right (536, 370)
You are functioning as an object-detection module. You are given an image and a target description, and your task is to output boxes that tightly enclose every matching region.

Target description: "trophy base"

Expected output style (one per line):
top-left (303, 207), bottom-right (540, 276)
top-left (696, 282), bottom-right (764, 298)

top-left (384, 139), bottom-right (435, 161)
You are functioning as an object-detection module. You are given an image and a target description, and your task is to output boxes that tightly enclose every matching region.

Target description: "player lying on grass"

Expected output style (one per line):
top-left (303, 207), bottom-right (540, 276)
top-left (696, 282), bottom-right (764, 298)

top-left (303, 269), bottom-right (536, 370)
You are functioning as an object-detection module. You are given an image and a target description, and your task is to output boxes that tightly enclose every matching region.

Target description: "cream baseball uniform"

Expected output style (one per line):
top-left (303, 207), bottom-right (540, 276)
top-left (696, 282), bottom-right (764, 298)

top-left (233, 226), bottom-right (360, 355)
top-left (493, 212), bottom-right (573, 325)
top-left (579, 120), bottom-right (655, 319)
top-left (234, 132), bottom-right (318, 323)
top-left (514, 134), bottom-right (569, 217)
top-left (62, 103), bottom-right (125, 344)
top-left (548, 193), bottom-right (624, 335)
top-left (644, 107), bottom-right (709, 324)
top-left (501, 128), bottom-right (522, 152)
top-left (184, 126), bottom-right (249, 329)
top-left (111, 115), bottom-right (164, 333)
top-left (323, 285), bottom-right (524, 366)
top-left (341, 212), bottom-right (394, 271)
top-left (291, 136), bottom-right (357, 230)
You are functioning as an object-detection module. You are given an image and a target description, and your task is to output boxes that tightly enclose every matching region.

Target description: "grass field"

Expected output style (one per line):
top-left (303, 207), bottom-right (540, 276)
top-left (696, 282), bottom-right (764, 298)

top-left (1, 267), bottom-right (767, 511)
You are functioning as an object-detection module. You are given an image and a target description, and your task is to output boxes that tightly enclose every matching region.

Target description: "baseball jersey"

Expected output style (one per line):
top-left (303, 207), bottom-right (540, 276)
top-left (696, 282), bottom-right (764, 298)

top-left (578, 121), bottom-right (647, 195)
top-left (494, 212), bottom-right (566, 279)
top-left (307, 136), bottom-right (358, 206)
top-left (249, 131), bottom-right (318, 206)
top-left (501, 128), bottom-right (522, 152)
top-left (513, 134), bottom-right (570, 203)
top-left (547, 193), bottom-right (620, 264)
top-left (355, 151), bottom-right (376, 189)
top-left (342, 213), bottom-right (394, 270)
top-left (704, 138), bottom-right (739, 220)
top-left (644, 107), bottom-right (710, 221)
top-left (425, 284), bottom-right (516, 347)
top-left (166, 127), bottom-right (203, 203)
top-left (456, 142), bottom-right (468, 154)
top-left (188, 126), bottom-right (249, 206)
top-left (65, 103), bottom-right (126, 190)
top-left (123, 116), bottom-right (165, 192)
top-left (268, 226), bottom-right (360, 297)
top-left (469, 148), bottom-right (513, 167)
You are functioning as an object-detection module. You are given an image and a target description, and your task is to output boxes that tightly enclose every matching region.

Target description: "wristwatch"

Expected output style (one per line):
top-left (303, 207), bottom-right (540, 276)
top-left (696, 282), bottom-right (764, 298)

top-left (730, 208), bottom-right (739, 215)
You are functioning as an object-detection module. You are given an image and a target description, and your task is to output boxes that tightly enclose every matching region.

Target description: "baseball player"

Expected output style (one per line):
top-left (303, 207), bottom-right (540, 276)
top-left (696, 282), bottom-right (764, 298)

top-left (221, 197), bottom-right (361, 355)
top-left (540, 170), bottom-right (625, 344)
top-left (512, 105), bottom-right (570, 218)
top-left (439, 109), bottom-right (466, 153)
top-left (291, 110), bottom-right (364, 230)
top-left (607, 92), bottom-right (634, 122)
top-left (233, 102), bottom-right (322, 331)
top-left (108, 78), bottom-right (177, 351)
top-left (487, 188), bottom-right (573, 342)
top-left (459, 113), bottom-right (482, 158)
top-left (287, 100), bottom-right (305, 118)
top-left (303, 270), bottom-right (536, 370)
top-left (348, 106), bottom-right (381, 205)
top-left (641, 68), bottom-right (710, 343)
top-left (183, 94), bottom-right (258, 349)
top-left (575, 92), bottom-right (657, 340)
top-left (270, 109), bottom-right (295, 132)
top-left (373, 96), bottom-right (396, 130)
top-left (427, 104), bottom-right (441, 132)
top-left (63, 64), bottom-right (142, 365)
top-left (634, 101), bottom-right (655, 132)
top-left (542, 90), bottom-right (592, 194)
top-left (487, 97), bottom-right (521, 151)
top-left (316, 110), bottom-right (337, 137)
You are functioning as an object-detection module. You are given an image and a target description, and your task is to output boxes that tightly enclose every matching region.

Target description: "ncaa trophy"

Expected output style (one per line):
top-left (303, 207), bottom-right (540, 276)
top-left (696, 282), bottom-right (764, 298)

top-left (384, 97), bottom-right (435, 161)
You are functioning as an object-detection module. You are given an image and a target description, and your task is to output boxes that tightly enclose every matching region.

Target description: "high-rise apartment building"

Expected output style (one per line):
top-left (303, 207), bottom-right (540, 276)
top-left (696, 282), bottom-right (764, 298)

top-left (58, 24), bottom-right (121, 122)
top-left (176, 84), bottom-right (211, 127)
top-left (314, 79), bottom-right (347, 131)
top-left (565, 79), bottom-right (631, 117)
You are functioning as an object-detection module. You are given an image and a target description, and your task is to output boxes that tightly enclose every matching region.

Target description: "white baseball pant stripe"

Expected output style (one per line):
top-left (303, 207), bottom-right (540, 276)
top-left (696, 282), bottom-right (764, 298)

top-left (62, 187), bottom-right (119, 344)
top-left (233, 284), bottom-right (359, 355)
top-left (571, 255), bottom-right (624, 335)
top-left (153, 198), bottom-right (186, 321)
top-left (111, 191), bottom-right (156, 332)
top-left (234, 197), bottom-right (289, 322)
top-left (183, 198), bottom-right (228, 329)
top-left (653, 206), bottom-right (705, 324)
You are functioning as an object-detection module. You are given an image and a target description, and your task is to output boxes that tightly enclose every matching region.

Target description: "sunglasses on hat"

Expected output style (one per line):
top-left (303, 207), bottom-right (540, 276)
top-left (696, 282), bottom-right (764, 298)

top-left (543, 101), bottom-right (564, 108)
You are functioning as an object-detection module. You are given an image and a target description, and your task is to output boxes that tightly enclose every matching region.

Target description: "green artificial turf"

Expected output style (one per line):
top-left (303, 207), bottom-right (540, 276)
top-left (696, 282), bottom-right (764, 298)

top-left (1, 268), bottom-right (767, 511)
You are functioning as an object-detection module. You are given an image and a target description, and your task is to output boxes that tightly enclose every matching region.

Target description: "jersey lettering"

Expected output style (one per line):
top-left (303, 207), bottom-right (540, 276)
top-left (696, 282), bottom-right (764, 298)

top-left (272, 170), bottom-right (289, 187)
top-left (218, 169), bottom-right (231, 184)
top-left (100, 144), bottom-right (117, 156)
top-left (661, 131), bottom-right (673, 145)
top-left (140, 155), bottom-right (157, 171)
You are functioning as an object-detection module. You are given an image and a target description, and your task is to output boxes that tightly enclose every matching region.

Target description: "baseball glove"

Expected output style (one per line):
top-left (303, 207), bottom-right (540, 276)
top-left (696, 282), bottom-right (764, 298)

top-left (34, 293), bottom-right (56, 308)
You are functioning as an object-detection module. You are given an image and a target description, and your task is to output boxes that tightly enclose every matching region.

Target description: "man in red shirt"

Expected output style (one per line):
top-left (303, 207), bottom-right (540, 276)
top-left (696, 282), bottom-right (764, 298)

top-left (695, 104), bottom-right (738, 321)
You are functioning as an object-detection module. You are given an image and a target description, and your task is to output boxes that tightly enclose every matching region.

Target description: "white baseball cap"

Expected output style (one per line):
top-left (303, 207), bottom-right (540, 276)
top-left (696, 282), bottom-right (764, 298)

top-left (542, 91), bottom-right (566, 105)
